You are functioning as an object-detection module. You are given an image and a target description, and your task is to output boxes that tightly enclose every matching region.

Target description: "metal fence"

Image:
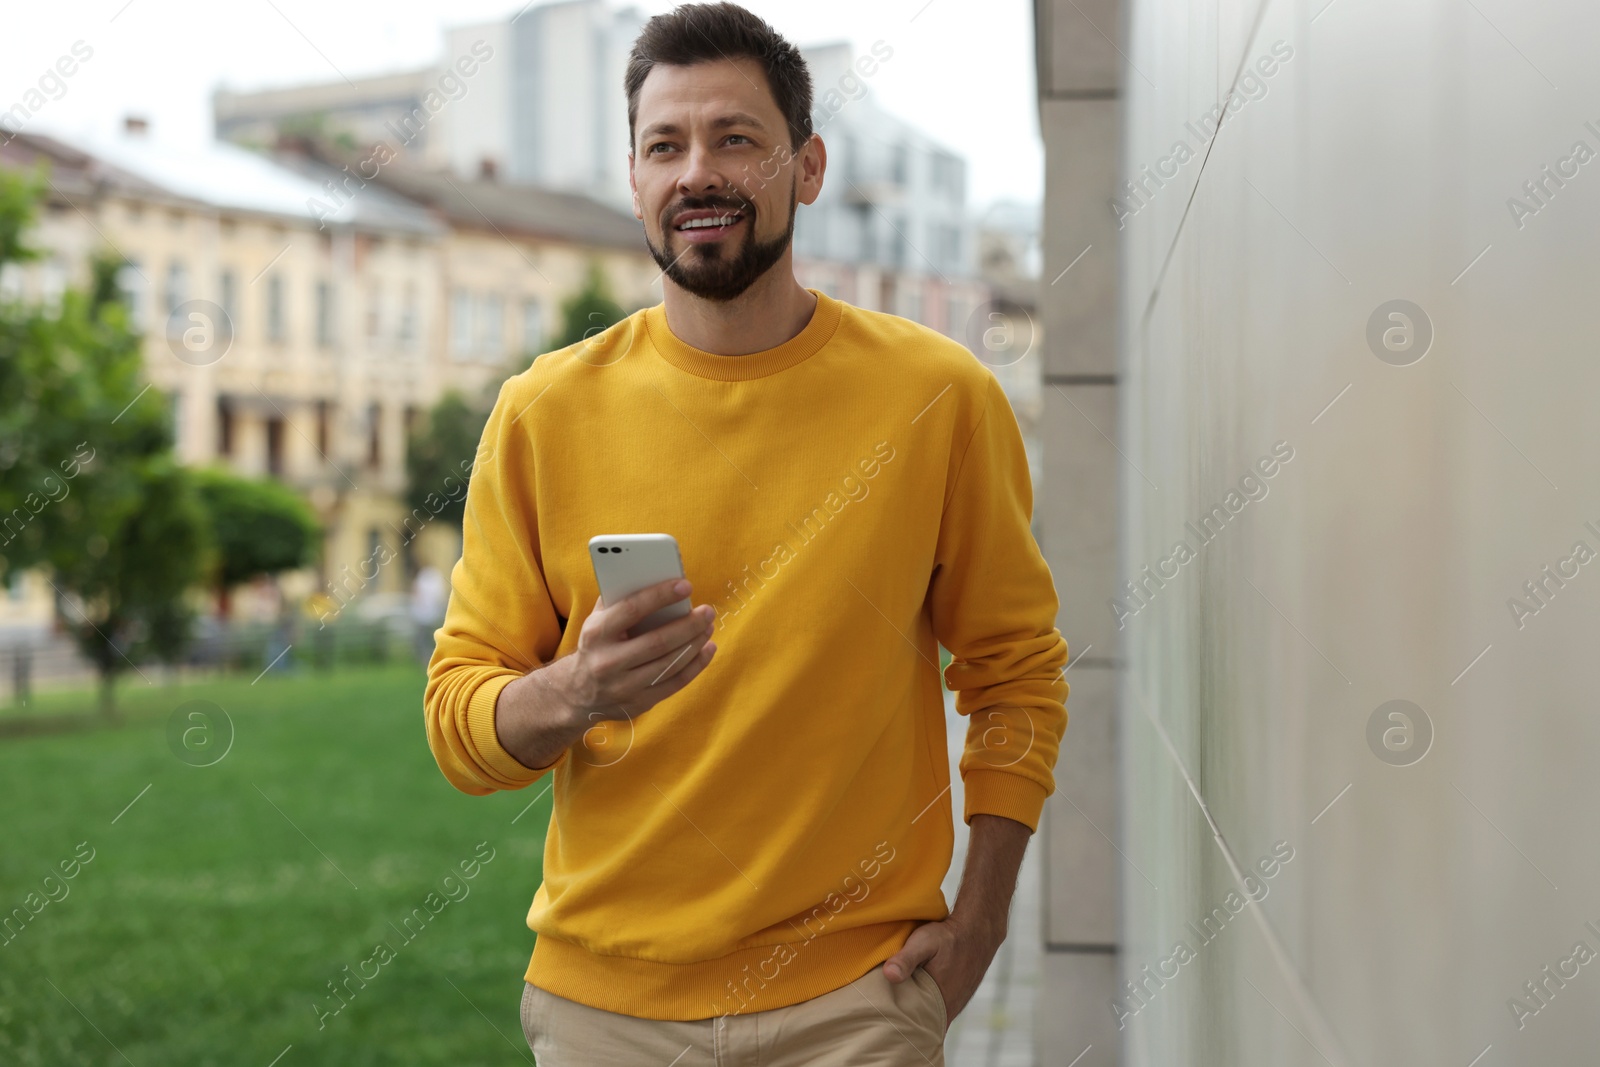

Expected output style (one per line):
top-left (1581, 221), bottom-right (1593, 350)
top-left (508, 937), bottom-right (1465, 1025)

top-left (0, 613), bottom-right (436, 710)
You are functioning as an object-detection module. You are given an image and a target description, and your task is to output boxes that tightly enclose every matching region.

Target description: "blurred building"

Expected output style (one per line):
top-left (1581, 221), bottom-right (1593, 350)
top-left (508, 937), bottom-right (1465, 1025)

top-left (444, 1), bottom-right (646, 205)
top-left (214, 67), bottom-right (450, 169)
top-left (271, 136), bottom-right (658, 399)
top-left (791, 41), bottom-right (990, 358)
top-left (0, 126), bottom-right (446, 618)
top-left (214, 0), bottom-right (647, 209)
top-left (212, 12), bottom-right (991, 347)
top-left (972, 198), bottom-right (1045, 484)
top-left (0, 122), bottom-right (655, 631)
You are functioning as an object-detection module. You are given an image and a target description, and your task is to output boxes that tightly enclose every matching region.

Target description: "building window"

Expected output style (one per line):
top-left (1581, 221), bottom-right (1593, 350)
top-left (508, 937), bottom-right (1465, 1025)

top-left (219, 269), bottom-right (238, 331)
top-left (266, 274), bottom-right (286, 342)
top-left (366, 402), bottom-right (381, 469)
top-left (855, 204), bottom-right (876, 263)
top-left (936, 225), bottom-right (962, 273)
top-left (450, 289), bottom-right (472, 358)
top-left (481, 294), bottom-right (504, 357)
top-left (521, 298), bottom-right (544, 356)
top-left (117, 260), bottom-right (146, 331)
top-left (266, 417), bottom-right (285, 477)
top-left (315, 400), bottom-right (331, 458)
top-left (165, 260), bottom-right (188, 319)
top-left (890, 144), bottom-right (908, 185)
top-left (366, 284), bottom-right (382, 345)
top-left (399, 283), bottom-right (417, 351)
top-left (931, 152), bottom-right (964, 200)
top-left (217, 397), bottom-right (234, 456)
top-left (315, 281), bottom-right (336, 347)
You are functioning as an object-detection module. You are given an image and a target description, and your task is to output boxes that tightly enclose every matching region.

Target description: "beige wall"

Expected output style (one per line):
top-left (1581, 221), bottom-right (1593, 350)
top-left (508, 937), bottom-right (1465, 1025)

top-left (434, 228), bottom-right (659, 398)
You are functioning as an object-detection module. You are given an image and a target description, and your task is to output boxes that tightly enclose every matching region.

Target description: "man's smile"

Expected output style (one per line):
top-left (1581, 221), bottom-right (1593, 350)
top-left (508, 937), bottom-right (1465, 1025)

top-left (671, 209), bottom-right (747, 241)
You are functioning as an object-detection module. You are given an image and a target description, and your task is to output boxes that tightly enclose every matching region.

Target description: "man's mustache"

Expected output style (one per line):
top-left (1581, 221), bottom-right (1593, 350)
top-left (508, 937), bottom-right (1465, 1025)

top-left (663, 195), bottom-right (753, 228)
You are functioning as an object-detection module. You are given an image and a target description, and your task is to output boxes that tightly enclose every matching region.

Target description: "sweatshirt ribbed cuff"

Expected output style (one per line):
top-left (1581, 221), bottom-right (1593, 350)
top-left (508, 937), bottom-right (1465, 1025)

top-left (962, 769), bottom-right (1049, 832)
top-left (466, 671), bottom-right (562, 788)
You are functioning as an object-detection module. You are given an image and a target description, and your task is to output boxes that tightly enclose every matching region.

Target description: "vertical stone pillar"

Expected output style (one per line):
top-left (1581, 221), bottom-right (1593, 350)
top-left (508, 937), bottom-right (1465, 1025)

top-left (1034, 1), bottom-right (1123, 1063)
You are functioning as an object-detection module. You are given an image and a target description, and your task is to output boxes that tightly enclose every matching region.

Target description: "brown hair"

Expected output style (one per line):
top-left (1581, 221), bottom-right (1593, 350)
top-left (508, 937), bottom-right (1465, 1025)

top-left (625, 2), bottom-right (814, 152)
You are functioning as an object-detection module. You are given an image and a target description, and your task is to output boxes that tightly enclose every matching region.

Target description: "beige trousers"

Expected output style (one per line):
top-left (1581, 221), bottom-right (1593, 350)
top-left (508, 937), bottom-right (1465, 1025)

top-left (520, 961), bottom-right (948, 1066)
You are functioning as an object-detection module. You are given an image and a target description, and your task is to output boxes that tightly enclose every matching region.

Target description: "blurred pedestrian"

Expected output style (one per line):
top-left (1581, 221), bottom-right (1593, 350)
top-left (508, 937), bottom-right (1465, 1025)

top-left (410, 565), bottom-right (446, 663)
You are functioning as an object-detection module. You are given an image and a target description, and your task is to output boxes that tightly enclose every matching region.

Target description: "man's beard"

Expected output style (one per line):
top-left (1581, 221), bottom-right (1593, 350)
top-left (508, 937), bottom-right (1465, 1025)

top-left (646, 187), bottom-right (797, 303)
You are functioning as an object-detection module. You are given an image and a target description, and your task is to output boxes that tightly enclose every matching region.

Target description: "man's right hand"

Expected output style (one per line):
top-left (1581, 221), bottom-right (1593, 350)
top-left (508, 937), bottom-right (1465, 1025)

top-left (493, 579), bottom-right (717, 771)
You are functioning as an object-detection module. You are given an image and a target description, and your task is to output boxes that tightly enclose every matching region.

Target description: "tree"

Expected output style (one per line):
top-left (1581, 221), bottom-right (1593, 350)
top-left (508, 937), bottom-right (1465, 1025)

top-left (509, 260), bottom-right (626, 376)
top-left (51, 456), bottom-right (209, 717)
top-left (551, 260), bottom-right (625, 350)
top-left (194, 467), bottom-right (321, 618)
top-left (0, 166), bottom-right (74, 572)
top-left (405, 390), bottom-right (489, 530)
top-left (0, 168), bottom-right (209, 717)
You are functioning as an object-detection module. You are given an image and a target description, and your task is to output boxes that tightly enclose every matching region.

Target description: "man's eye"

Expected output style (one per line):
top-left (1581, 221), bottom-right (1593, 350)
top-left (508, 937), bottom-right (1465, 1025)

top-left (727, 135), bottom-right (751, 145)
top-left (649, 143), bottom-right (673, 154)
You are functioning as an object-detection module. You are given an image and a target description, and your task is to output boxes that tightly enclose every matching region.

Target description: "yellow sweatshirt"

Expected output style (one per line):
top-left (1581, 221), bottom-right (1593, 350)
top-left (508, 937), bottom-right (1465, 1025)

top-left (423, 289), bottom-right (1068, 1021)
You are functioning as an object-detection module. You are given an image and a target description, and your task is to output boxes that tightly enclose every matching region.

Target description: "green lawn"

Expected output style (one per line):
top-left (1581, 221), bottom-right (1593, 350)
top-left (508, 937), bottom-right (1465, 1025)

top-left (0, 664), bottom-right (551, 1066)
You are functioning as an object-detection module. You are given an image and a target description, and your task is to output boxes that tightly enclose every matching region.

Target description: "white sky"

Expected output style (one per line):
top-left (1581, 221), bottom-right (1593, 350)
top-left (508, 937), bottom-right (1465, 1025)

top-left (1, 0), bottom-right (1042, 209)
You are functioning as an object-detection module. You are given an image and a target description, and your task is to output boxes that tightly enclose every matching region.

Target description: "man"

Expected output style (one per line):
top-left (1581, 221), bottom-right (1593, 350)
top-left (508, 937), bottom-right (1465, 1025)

top-left (423, 4), bottom-right (1069, 1063)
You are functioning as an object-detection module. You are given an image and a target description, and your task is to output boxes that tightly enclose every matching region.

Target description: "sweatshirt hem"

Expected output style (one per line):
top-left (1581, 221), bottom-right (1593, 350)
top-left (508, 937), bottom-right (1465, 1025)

top-left (524, 919), bottom-right (917, 1020)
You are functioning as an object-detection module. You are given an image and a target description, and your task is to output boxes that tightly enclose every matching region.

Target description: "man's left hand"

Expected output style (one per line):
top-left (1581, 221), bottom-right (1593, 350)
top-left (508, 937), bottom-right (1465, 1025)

top-left (881, 912), bottom-right (1005, 1029)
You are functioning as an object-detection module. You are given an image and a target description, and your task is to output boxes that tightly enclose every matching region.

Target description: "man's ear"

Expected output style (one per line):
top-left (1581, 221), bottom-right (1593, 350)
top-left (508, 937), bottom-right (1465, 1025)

top-left (798, 135), bottom-right (826, 207)
top-left (628, 151), bottom-right (643, 220)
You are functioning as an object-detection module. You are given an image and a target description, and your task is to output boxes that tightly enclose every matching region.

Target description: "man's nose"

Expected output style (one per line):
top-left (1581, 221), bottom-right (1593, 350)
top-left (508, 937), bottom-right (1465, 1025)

top-left (677, 142), bottom-right (728, 195)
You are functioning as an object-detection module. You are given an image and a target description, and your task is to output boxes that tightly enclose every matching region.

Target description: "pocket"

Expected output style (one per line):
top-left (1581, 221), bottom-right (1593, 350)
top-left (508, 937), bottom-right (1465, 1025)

top-left (913, 965), bottom-right (949, 1033)
top-left (519, 981), bottom-right (538, 1048)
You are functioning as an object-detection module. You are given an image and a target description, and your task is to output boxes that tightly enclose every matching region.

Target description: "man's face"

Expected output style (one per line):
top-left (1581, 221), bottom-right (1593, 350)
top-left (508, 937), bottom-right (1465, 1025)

top-left (629, 57), bottom-right (824, 302)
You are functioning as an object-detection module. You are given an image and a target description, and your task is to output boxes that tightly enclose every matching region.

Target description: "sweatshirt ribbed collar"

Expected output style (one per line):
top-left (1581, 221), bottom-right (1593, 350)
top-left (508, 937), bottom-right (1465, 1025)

top-left (643, 289), bottom-right (842, 382)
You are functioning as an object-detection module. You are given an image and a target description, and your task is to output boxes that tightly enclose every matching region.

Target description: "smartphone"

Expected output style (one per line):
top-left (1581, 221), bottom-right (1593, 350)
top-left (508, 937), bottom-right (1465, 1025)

top-left (588, 533), bottom-right (691, 635)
